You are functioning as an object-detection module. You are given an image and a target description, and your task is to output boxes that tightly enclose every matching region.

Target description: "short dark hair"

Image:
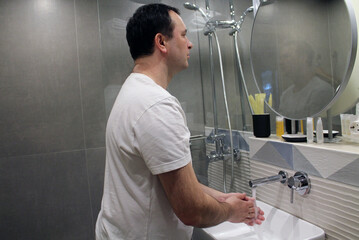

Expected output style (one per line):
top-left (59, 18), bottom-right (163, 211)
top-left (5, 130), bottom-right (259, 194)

top-left (126, 4), bottom-right (180, 60)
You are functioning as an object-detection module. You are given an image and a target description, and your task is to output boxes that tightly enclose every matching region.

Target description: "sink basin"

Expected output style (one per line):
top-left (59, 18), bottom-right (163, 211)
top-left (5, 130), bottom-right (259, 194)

top-left (194, 200), bottom-right (325, 240)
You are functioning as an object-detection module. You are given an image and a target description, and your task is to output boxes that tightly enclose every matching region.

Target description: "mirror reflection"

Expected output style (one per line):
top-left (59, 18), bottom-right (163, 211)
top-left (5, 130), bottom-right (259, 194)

top-left (250, 0), bottom-right (354, 119)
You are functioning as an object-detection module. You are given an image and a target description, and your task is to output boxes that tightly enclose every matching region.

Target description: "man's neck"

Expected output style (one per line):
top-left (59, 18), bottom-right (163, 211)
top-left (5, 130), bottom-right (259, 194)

top-left (132, 56), bottom-right (173, 89)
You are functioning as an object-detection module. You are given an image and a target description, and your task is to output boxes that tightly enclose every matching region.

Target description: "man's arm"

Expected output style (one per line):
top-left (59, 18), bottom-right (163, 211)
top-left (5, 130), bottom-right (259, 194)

top-left (158, 163), bottom-right (257, 228)
top-left (200, 183), bottom-right (246, 202)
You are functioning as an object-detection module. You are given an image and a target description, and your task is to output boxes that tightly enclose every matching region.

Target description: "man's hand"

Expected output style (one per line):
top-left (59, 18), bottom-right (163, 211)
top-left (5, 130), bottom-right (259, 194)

top-left (224, 195), bottom-right (256, 223)
top-left (217, 193), bottom-right (265, 226)
top-left (244, 197), bottom-right (265, 226)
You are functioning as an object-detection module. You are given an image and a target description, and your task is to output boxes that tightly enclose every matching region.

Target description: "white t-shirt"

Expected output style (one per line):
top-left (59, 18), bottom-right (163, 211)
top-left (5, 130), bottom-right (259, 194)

top-left (279, 76), bottom-right (334, 118)
top-left (95, 73), bottom-right (193, 240)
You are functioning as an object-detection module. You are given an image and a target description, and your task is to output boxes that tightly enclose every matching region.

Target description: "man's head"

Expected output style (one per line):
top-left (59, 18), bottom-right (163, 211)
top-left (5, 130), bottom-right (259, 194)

top-left (126, 4), bottom-right (180, 60)
top-left (279, 40), bottom-right (315, 85)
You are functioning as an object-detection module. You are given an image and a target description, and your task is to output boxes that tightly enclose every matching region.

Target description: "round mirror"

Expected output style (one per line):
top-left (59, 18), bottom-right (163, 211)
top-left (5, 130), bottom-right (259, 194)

top-left (250, 0), bottom-right (357, 120)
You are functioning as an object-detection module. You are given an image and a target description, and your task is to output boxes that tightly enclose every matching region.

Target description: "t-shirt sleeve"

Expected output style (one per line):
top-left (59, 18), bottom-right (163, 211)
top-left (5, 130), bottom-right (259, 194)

top-left (133, 97), bottom-right (192, 175)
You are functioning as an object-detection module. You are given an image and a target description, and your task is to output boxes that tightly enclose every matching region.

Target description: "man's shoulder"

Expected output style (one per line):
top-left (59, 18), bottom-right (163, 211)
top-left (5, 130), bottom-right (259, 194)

top-left (118, 73), bottom-right (179, 117)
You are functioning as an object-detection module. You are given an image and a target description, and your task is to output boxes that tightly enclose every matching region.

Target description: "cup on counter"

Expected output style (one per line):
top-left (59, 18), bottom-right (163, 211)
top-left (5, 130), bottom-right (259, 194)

top-left (252, 113), bottom-right (271, 137)
top-left (276, 116), bottom-right (285, 138)
top-left (285, 119), bottom-right (299, 134)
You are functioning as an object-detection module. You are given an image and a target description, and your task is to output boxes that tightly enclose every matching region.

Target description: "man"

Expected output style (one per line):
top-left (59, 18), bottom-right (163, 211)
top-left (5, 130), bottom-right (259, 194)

top-left (95, 4), bottom-right (264, 240)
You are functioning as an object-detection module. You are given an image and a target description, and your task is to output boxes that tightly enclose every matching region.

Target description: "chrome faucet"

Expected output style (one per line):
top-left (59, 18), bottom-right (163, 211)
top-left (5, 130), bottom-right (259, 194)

top-left (287, 171), bottom-right (311, 203)
top-left (249, 170), bottom-right (288, 188)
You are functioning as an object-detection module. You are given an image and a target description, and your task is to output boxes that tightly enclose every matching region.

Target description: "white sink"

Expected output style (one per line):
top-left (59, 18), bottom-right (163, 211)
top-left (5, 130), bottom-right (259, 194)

top-left (194, 200), bottom-right (325, 240)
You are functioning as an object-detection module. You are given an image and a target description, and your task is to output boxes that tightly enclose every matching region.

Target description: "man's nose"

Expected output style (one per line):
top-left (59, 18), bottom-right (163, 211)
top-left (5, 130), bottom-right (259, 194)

top-left (188, 40), bottom-right (193, 49)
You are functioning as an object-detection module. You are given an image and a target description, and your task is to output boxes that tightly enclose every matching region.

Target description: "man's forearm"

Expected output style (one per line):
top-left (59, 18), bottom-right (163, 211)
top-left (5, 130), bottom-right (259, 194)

top-left (159, 164), bottom-right (255, 227)
top-left (200, 184), bottom-right (224, 200)
top-left (200, 183), bottom-right (247, 202)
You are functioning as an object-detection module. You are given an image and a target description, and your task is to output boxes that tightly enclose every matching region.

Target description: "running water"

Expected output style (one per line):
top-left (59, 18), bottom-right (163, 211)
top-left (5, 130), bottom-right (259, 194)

top-left (252, 188), bottom-right (264, 240)
top-left (252, 188), bottom-right (258, 219)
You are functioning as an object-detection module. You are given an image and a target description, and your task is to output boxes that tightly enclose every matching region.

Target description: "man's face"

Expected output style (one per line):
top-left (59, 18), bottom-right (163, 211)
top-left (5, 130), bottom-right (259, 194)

top-left (166, 11), bottom-right (193, 73)
top-left (279, 44), bottom-right (297, 80)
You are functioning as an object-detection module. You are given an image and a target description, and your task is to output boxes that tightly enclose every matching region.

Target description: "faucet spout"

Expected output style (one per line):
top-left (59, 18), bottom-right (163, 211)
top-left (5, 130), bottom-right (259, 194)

top-left (249, 170), bottom-right (288, 188)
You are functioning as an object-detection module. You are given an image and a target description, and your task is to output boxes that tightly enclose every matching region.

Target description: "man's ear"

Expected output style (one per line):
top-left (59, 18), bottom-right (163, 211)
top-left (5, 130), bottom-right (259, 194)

top-left (154, 33), bottom-right (168, 53)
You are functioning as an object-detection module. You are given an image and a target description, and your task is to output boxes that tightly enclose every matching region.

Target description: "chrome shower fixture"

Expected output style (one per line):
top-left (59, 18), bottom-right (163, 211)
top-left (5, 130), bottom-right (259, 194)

top-left (238, 6), bottom-right (254, 25)
top-left (245, 6), bottom-right (254, 13)
top-left (237, 6), bottom-right (254, 28)
top-left (183, 2), bottom-right (198, 10)
top-left (261, 0), bottom-right (276, 6)
top-left (227, 5), bottom-right (254, 35)
top-left (249, 171), bottom-right (288, 188)
top-left (183, 2), bottom-right (209, 21)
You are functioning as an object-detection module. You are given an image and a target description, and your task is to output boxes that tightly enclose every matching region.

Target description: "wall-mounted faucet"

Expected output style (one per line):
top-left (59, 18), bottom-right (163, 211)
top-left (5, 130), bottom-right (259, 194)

top-left (287, 171), bottom-right (311, 204)
top-left (206, 133), bottom-right (239, 162)
top-left (249, 170), bottom-right (288, 188)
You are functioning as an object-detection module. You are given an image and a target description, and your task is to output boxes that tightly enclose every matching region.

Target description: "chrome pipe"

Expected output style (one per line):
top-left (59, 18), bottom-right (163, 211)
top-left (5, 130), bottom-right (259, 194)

top-left (233, 32), bottom-right (251, 128)
top-left (207, 20), bottom-right (237, 29)
top-left (249, 171), bottom-right (288, 188)
top-left (229, 0), bottom-right (235, 21)
top-left (228, 3), bottom-right (255, 129)
top-left (208, 34), bottom-right (218, 137)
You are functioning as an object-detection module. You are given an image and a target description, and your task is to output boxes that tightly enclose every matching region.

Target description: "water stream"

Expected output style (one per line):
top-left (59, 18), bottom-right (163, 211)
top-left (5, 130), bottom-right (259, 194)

top-left (252, 188), bottom-right (264, 240)
top-left (252, 188), bottom-right (258, 219)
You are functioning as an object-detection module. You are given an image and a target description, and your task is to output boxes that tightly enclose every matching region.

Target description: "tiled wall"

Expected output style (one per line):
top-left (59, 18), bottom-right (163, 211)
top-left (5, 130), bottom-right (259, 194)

top-left (0, 0), bottom-right (205, 239)
top-left (0, 0), bottom-right (106, 238)
top-left (0, 149), bottom-right (105, 239)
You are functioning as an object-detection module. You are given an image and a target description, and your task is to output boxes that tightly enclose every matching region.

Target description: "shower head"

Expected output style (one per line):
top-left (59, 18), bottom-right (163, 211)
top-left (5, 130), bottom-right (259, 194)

top-left (246, 6), bottom-right (254, 13)
top-left (183, 2), bottom-right (209, 21)
top-left (236, 5), bottom-right (254, 30)
top-left (183, 2), bottom-right (199, 11)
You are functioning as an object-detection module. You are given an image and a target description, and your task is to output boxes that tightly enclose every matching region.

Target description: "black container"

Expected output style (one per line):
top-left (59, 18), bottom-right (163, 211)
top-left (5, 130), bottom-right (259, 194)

top-left (252, 114), bottom-right (271, 137)
top-left (285, 119), bottom-right (299, 134)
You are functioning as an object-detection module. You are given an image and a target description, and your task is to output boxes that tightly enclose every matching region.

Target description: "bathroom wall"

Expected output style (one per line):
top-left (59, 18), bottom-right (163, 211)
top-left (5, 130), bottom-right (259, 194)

top-left (0, 0), bottom-right (205, 239)
top-left (0, 0), bottom-right (105, 239)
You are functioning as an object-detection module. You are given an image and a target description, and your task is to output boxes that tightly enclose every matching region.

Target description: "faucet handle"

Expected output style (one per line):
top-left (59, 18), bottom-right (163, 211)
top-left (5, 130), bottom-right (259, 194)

top-left (288, 171), bottom-right (311, 203)
top-left (278, 170), bottom-right (288, 184)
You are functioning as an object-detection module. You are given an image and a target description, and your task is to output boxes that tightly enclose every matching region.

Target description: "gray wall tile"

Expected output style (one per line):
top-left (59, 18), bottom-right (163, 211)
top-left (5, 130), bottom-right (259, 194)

top-left (76, 0), bottom-right (106, 148)
top-left (0, 151), bottom-right (93, 240)
top-left (329, 158), bottom-right (359, 187)
top-left (0, 0), bottom-right (84, 157)
top-left (86, 147), bottom-right (106, 227)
